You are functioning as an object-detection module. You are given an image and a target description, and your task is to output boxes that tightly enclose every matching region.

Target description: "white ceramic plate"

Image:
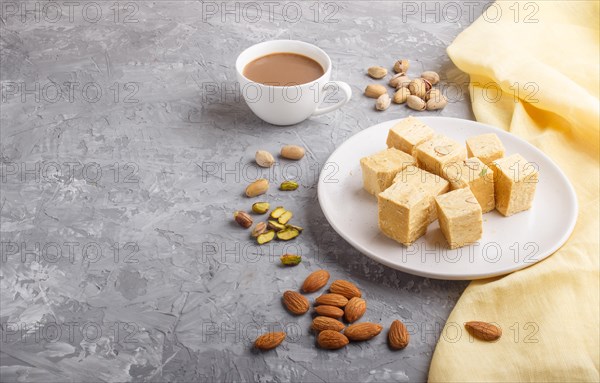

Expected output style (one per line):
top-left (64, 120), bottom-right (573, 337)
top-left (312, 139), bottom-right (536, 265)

top-left (318, 117), bottom-right (578, 280)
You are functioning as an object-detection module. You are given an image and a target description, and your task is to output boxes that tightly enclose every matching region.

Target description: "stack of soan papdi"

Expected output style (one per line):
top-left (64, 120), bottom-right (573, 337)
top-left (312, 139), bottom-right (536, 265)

top-left (359, 116), bottom-right (539, 249)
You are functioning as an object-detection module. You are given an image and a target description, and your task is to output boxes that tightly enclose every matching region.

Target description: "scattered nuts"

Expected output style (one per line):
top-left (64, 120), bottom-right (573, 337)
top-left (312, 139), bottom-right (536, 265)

top-left (421, 71), bottom-right (440, 85)
top-left (254, 332), bottom-right (286, 350)
top-left (407, 95), bottom-right (427, 111)
top-left (282, 290), bottom-right (310, 315)
top-left (392, 88), bottom-right (410, 104)
top-left (267, 220), bottom-right (286, 231)
top-left (251, 222), bottom-right (267, 237)
top-left (367, 66), bottom-right (387, 79)
top-left (280, 145), bottom-right (305, 160)
top-left (425, 88), bottom-right (442, 101)
top-left (312, 316), bottom-right (345, 332)
top-left (315, 293), bottom-right (348, 308)
top-left (408, 78), bottom-right (431, 98)
top-left (276, 227), bottom-right (300, 241)
top-left (234, 211), bottom-right (253, 228)
top-left (330, 280), bottom-right (362, 299)
top-left (389, 74), bottom-right (410, 89)
top-left (280, 253), bottom-right (302, 266)
top-left (426, 94), bottom-right (448, 110)
top-left (317, 330), bottom-right (349, 350)
top-left (302, 270), bottom-right (330, 293)
top-left (245, 178), bottom-right (269, 198)
top-left (388, 320), bottom-right (410, 349)
top-left (344, 322), bottom-right (383, 341)
top-left (270, 206), bottom-right (286, 219)
top-left (465, 321), bottom-right (502, 341)
top-left (375, 93), bottom-right (391, 111)
top-left (255, 150), bottom-right (275, 168)
top-left (314, 305), bottom-right (344, 319)
top-left (344, 297), bottom-right (366, 323)
top-left (364, 84), bottom-right (387, 99)
top-left (251, 202), bottom-right (270, 214)
top-left (277, 210), bottom-right (293, 224)
top-left (280, 180), bottom-right (299, 191)
top-left (393, 59), bottom-right (409, 74)
top-left (256, 230), bottom-right (275, 245)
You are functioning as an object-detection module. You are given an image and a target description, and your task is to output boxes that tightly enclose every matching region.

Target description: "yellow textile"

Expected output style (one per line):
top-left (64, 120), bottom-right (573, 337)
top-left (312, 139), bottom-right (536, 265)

top-left (429, 1), bottom-right (600, 382)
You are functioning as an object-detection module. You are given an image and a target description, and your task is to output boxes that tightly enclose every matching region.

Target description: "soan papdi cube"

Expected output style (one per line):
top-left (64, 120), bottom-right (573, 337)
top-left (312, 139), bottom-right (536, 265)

top-left (466, 133), bottom-right (505, 165)
top-left (442, 158), bottom-right (495, 213)
top-left (378, 182), bottom-right (432, 246)
top-left (393, 165), bottom-right (449, 223)
top-left (360, 148), bottom-right (415, 196)
top-left (414, 135), bottom-right (467, 178)
top-left (386, 116), bottom-right (435, 155)
top-left (435, 188), bottom-right (483, 249)
top-left (489, 153), bottom-right (538, 216)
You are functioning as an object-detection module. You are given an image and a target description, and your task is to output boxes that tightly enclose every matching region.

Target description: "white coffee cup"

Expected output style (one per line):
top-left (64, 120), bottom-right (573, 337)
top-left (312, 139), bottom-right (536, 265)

top-left (236, 40), bottom-right (352, 126)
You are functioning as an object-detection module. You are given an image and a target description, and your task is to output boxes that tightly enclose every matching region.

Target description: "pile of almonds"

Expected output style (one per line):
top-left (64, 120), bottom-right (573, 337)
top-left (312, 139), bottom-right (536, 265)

top-left (254, 269), bottom-right (410, 351)
top-left (364, 59), bottom-right (448, 112)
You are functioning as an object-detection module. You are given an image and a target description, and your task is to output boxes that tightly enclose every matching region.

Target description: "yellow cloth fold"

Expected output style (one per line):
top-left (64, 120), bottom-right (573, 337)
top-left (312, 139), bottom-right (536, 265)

top-left (429, 1), bottom-right (599, 382)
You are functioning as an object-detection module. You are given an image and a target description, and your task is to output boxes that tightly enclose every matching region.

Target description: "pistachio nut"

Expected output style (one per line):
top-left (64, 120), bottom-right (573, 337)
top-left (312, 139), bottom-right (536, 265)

top-left (367, 66), bottom-right (387, 79)
top-left (278, 210), bottom-right (293, 224)
top-left (389, 74), bottom-right (410, 89)
top-left (280, 145), bottom-right (305, 160)
top-left (392, 88), bottom-right (410, 104)
top-left (251, 222), bottom-right (268, 237)
top-left (408, 78), bottom-right (431, 98)
top-left (276, 228), bottom-right (300, 241)
top-left (256, 230), bottom-right (275, 245)
top-left (375, 93), bottom-right (391, 111)
top-left (255, 150), bottom-right (275, 168)
top-left (421, 71), bottom-right (440, 85)
top-left (407, 95), bottom-right (427, 111)
top-left (393, 59), bottom-right (409, 74)
top-left (426, 95), bottom-right (448, 111)
top-left (280, 254), bottom-right (302, 266)
top-left (364, 84), bottom-right (387, 99)
top-left (234, 211), bottom-right (253, 228)
top-left (268, 220), bottom-right (287, 231)
top-left (245, 178), bottom-right (269, 198)
top-left (280, 180), bottom-right (299, 191)
top-left (270, 206), bottom-right (286, 219)
top-left (251, 202), bottom-right (270, 214)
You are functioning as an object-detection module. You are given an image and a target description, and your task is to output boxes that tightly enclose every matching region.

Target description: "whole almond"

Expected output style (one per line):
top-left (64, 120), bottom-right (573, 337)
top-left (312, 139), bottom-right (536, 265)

top-left (245, 178), bottom-right (269, 197)
top-left (364, 84), bottom-right (387, 99)
top-left (312, 316), bottom-right (345, 332)
top-left (388, 320), bottom-right (410, 349)
top-left (344, 322), bottom-right (383, 341)
top-left (301, 270), bottom-right (330, 293)
top-left (282, 290), bottom-right (309, 315)
top-left (280, 145), bottom-right (305, 160)
top-left (255, 150), bottom-right (275, 167)
top-left (330, 280), bottom-right (362, 299)
top-left (315, 293), bottom-right (348, 308)
top-left (254, 332), bottom-right (286, 350)
top-left (314, 305), bottom-right (344, 319)
top-left (234, 211), bottom-right (253, 228)
top-left (344, 297), bottom-right (366, 323)
top-left (367, 66), bottom-right (387, 79)
top-left (465, 321), bottom-right (502, 341)
top-left (317, 330), bottom-right (349, 350)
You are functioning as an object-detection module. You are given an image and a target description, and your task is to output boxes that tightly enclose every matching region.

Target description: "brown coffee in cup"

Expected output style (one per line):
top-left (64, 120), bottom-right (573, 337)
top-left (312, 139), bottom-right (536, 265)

top-left (243, 52), bottom-right (324, 86)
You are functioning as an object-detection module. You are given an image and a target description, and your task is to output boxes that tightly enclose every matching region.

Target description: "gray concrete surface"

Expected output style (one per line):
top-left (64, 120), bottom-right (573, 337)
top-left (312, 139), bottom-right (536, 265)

top-left (1, 1), bottom-right (490, 381)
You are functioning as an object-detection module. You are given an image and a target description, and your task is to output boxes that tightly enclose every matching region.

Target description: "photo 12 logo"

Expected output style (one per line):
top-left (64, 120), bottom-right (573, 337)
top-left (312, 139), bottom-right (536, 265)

top-left (1, 81), bottom-right (140, 104)
top-left (200, 1), bottom-right (340, 24)
top-left (1, 2), bottom-right (140, 24)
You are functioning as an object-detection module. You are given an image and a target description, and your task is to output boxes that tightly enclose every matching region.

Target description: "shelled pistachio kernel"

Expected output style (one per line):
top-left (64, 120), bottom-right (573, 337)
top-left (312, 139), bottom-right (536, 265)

top-left (251, 222), bottom-right (267, 237)
top-left (234, 211), bottom-right (253, 228)
top-left (276, 228), bottom-right (300, 241)
top-left (251, 202), bottom-right (270, 214)
top-left (280, 181), bottom-right (299, 191)
top-left (268, 220), bottom-right (286, 231)
top-left (270, 206), bottom-right (286, 219)
top-left (278, 210), bottom-right (293, 224)
top-left (256, 230), bottom-right (275, 245)
top-left (280, 254), bottom-right (302, 266)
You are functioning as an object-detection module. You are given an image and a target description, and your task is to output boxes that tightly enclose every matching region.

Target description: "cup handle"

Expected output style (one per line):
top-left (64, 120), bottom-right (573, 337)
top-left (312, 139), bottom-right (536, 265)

top-left (311, 81), bottom-right (352, 117)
